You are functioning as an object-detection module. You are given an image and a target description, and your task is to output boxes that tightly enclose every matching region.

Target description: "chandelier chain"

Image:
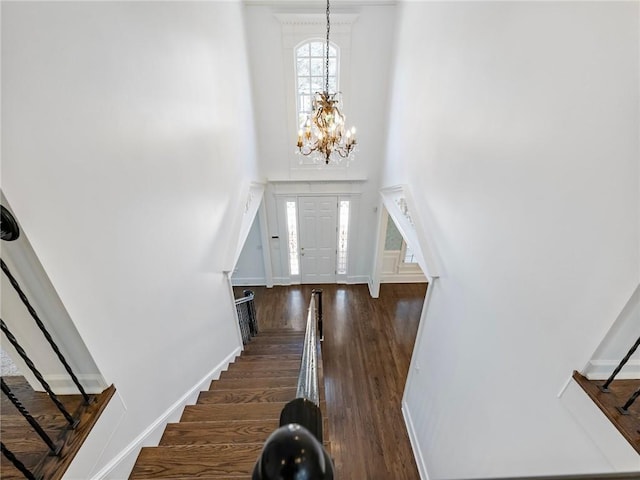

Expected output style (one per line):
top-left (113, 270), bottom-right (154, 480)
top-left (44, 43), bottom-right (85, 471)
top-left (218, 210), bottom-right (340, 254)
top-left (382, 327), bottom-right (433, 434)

top-left (325, 0), bottom-right (330, 94)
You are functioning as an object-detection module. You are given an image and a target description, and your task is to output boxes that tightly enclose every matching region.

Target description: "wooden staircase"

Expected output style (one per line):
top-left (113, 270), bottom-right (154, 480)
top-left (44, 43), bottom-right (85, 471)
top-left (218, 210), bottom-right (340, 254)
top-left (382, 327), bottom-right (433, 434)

top-left (130, 329), bottom-right (328, 479)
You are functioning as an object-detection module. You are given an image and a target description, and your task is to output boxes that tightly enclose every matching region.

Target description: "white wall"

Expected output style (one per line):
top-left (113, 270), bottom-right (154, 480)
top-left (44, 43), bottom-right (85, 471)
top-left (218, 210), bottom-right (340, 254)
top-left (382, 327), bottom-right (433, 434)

top-left (243, 3), bottom-right (397, 284)
top-left (232, 213), bottom-right (267, 286)
top-left (385, 2), bottom-right (640, 478)
top-left (2, 1), bottom-right (259, 477)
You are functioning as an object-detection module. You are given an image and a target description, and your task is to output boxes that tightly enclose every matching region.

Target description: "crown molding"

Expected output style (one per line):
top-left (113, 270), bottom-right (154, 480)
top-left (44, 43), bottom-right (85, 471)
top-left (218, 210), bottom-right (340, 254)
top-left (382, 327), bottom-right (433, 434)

top-left (274, 13), bottom-right (360, 25)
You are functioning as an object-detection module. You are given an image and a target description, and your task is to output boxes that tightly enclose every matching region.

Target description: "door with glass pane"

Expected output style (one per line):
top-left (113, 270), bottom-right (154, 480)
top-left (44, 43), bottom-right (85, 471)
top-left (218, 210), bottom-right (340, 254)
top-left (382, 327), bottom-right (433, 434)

top-left (298, 196), bottom-right (337, 283)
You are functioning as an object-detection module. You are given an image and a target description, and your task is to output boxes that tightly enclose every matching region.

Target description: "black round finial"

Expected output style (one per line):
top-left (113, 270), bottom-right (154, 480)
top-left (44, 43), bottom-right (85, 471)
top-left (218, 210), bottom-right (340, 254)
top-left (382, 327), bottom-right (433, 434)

top-left (1, 206), bottom-right (20, 241)
top-left (253, 424), bottom-right (333, 480)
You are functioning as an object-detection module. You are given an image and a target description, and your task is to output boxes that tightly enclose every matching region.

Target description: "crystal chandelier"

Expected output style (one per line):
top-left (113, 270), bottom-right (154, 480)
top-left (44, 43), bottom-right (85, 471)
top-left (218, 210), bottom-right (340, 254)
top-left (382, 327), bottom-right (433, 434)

top-left (296, 0), bottom-right (357, 165)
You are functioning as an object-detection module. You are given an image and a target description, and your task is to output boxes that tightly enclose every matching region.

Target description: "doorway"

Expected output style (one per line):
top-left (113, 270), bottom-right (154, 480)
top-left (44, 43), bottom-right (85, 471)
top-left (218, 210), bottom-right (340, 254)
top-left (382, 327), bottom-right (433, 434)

top-left (298, 196), bottom-right (338, 283)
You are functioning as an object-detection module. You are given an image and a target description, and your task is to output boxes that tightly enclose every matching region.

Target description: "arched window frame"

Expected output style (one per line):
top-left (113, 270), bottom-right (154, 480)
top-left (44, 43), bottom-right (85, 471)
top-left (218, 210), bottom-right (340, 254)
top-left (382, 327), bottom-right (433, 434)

top-left (294, 39), bottom-right (340, 130)
top-left (275, 13), bottom-right (358, 172)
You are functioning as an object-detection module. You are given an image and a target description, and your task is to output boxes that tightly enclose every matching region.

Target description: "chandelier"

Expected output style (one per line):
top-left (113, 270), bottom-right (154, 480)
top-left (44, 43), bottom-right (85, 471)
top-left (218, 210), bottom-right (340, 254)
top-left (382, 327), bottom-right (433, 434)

top-left (296, 0), bottom-right (357, 165)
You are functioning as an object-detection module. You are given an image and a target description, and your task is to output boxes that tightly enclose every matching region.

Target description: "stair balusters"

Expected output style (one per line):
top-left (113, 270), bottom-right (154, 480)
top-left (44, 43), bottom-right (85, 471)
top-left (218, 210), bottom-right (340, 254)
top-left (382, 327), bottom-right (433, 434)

top-left (1, 205), bottom-right (93, 478)
top-left (235, 290), bottom-right (257, 344)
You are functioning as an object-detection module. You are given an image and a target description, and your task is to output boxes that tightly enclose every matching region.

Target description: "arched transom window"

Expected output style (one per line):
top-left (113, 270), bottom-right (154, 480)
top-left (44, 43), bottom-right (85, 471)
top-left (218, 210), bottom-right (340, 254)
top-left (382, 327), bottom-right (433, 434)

top-left (295, 40), bottom-right (338, 128)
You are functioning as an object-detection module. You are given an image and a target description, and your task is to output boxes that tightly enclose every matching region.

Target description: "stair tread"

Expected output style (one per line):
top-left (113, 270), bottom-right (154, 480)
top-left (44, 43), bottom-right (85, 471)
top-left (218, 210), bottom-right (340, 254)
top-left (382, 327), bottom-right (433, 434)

top-left (160, 420), bottom-right (279, 446)
top-left (197, 387), bottom-right (297, 404)
top-left (209, 376), bottom-right (299, 390)
top-left (181, 402), bottom-right (287, 422)
top-left (130, 444), bottom-right (263, 479)
top-left (258, 330), bottom-right (304, 335)
top-left (243, 346), bottom-right (303, 355)
top-left (130, 327), bottom-right (329, 480)
top-left (230, 354), bottom-right (302, 362)
top-left (227, 360), bottom-right (301, 371)
top-left (219, 369), bottom-right (300, 379)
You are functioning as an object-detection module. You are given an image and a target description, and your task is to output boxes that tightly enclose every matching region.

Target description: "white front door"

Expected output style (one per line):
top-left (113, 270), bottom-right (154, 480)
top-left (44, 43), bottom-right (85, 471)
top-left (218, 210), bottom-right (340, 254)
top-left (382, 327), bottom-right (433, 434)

top-left (298, 196), bottom-right (337, 284)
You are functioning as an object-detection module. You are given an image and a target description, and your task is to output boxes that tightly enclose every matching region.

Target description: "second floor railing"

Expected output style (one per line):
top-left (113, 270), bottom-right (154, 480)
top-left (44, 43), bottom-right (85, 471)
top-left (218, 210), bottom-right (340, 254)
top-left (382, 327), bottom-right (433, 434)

top-left (599, 335), bottom-right (640, 415)
top-left (0, 205), bottom-right (94, 479)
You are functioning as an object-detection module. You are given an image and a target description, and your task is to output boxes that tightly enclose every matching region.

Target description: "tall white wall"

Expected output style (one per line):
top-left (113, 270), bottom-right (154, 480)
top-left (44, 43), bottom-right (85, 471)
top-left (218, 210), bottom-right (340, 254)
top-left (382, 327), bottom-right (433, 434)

top-left (2, 1), bottom-right (259, 477)
top-left (384, 2), bottom-right (640, 478)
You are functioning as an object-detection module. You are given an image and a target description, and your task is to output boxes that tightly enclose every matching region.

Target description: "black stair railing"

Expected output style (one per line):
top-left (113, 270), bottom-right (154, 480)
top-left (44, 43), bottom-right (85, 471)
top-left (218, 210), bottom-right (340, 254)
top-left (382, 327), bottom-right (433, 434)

top-left (235, 289), bottom-right (258, 344)
top-left (1, 443), bottom-right (39, 480)
top-left (0, 205), bottom-right (91, 479)
top-left (599, 335), bottom-right (640, 414)
top-left (253, 289), bottom-right (334, 480)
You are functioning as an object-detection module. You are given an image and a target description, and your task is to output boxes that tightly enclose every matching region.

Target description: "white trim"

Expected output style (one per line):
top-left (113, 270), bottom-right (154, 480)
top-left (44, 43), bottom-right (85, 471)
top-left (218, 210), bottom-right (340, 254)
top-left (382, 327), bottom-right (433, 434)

top-left (380, 275), bottom-right (427, 284)
top-left (274, 13), bottom-right (360, 27)
top-left (402, 401), bottom-right (430, 480)
top-left (231, 277), bottom-right (267, 286)
top-left (345, 275), bottom-right (369, 284)
top-left (250, 1), bottom-right (395, 6)
top-left (230, 182), bottom-right (266, 270)
top-left (380, 184), bottom-right (441, 279)
top-left (258, 200), bottom-right (274, 288)
top-left (43, 374), bottom-right (108, 395)
top-left (584, 360), bottom-right (640, 380)
top-left (89, 347), bottom-right (241, 480)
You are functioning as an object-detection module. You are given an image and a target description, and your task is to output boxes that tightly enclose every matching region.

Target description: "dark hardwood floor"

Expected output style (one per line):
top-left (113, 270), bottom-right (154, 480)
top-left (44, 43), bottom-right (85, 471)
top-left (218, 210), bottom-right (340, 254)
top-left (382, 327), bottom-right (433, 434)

top-left (235, 283), bottom-right (427, 480)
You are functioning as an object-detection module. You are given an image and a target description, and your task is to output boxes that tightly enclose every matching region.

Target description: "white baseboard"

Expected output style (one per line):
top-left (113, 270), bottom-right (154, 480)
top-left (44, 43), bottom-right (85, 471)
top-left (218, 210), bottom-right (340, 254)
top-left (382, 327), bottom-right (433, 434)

top-left (584, 359), bottom-right (640, 380)
top-left (231, 277), bottom-right (266, 287)
top-left (401, 400), bottom-right (430, 480)
top-left (380, 274), bottom-right (428, 284)
top-left (346, 275), bottom-right (369, 284)
top-left (89, 347), bottom-right (241, 480)
top-left (44, 374), bottom-right (109, 395)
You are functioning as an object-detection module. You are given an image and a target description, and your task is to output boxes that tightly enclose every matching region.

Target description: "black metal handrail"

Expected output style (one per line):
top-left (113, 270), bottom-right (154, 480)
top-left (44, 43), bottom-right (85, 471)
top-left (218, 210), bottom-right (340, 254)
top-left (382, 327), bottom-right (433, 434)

top-left (235, 290), bottom-right (257, 344)
top-left (252, 289), bottom-right (333, 480)
top-left (599, 335), bottom-right (640, 414)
